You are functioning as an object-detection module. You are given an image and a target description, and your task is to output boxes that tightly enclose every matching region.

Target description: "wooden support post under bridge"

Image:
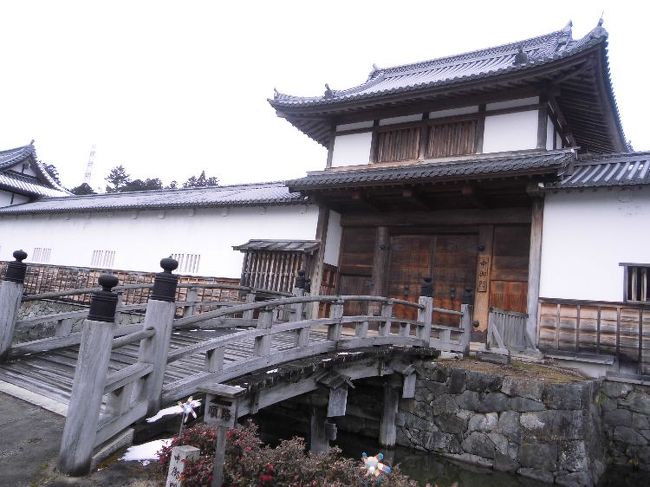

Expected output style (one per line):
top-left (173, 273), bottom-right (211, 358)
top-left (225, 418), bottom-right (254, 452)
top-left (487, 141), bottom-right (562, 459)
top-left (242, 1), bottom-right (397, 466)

top-left (0, 250), bottom-right (27, 361)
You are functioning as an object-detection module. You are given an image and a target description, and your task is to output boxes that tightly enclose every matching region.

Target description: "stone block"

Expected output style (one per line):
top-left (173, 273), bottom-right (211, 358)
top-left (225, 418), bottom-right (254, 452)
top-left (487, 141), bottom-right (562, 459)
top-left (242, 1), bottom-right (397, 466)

top-left (468, 412), bottom-right (498, 432)
top-left (601, 381), bottom-right (633, 399)
top-left (517, 467), bottom-right (554, 484)
top-left (431, 394), bottom-right (459, 415)
top-left (477, 392), bottom-right (510, 413)
top-left (520, 441), bottom-right (557, 470)
top-left (444, 451), bottom-right (494, 468)
top-left (165, 445), bottom-right (200, 487)
top-left (558, 440), bottom-right (588, 472)
top-left (520, 410), bottom-right (584, 441)
top-left (501, 376), bottom-right (544, 400)
top-left (466, 370), bottom-right (502, 392)
top-left (454, 390), bottom-right (480, 410)
top-left (424, 431), bottom-right (461, 453)
top-left (487, 432), bottom-right (509, 456)
top-left (497, 411), bottom-right (521, 441)
top-left (461, 432), bottom-right (495, 459)
top-left (494, 450), bottom-right (519, 472)
top-left (510, 397), bottom-right (545, 412)
top-left (600, 397), bottom-right (618, 412)
top-left (603, 408), bottom-right (632, 428)
top-left (448, 368), bottom-right (466, 394)
top-left (476, 350), bottom-right (510, 365)
top-left (434, 413), bottom-right (468, 434)
top-left (423, 380), bottom-right (450, 396)
top-left (542, 382), bottom-right (589, 410)
top-left (613, 426), bottom-right (648, 446)
top-left (632, 412), bottom-right (650, 430)
top-left (620, 392), bottom-right (650, 415)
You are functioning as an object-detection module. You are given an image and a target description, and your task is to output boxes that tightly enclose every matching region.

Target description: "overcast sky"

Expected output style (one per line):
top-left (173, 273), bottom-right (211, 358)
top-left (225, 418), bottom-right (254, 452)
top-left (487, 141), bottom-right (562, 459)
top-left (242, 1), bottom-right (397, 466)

top-left (0, 1), bottom-right (647, 190)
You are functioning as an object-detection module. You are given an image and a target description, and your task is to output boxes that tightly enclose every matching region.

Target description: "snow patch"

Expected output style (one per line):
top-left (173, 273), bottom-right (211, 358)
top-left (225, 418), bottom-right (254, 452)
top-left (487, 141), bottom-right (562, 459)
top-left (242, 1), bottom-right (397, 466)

top-left (266, 368), bottom-right (279, 374)
top-left (120, 438), bottom-right (171, 464)
top-left (146, 399), bottom-right (201, 423)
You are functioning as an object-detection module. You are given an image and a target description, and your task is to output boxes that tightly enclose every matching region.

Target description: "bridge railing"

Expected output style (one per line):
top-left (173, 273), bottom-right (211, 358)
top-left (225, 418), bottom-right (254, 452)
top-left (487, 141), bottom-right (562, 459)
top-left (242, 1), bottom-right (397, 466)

top-left (0, 252), bottom-right (289, 358)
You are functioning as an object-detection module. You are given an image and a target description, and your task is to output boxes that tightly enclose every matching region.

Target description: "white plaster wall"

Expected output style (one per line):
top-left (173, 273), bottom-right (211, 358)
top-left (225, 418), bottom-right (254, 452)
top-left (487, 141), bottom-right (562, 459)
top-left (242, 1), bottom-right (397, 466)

top-left (429, 106), bottom-right (478, 119)
top-left (482, 110), bottom-right (538, 153)
top-left (539, 187), bottom-right (650, 301)
top-left (486, 96), bottom-right (539, 111)
top-left (323, 210), bottom-right (342, 266)
top-left (0, 191), bottom-right (14, 207)
top-left (379, 114), bottom-right (422, 126)
top-left (0, 191), bottom-right (29, 207)
top-left (336, 121), bottom-right (374, 131)
top-left (331, 133), bottom-right (372, 167)
top-left (0, 204), bottom-right (320, 278)
top-left (8, 162), bottom-right (38, 177)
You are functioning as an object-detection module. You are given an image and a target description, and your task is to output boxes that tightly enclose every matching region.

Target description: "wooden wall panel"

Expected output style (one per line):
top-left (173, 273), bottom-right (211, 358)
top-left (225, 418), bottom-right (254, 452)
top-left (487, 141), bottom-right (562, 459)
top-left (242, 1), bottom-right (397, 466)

top-left (339, 227), bottom-right (376, 276)
top-left (488, 225), bottom-right (530, 313)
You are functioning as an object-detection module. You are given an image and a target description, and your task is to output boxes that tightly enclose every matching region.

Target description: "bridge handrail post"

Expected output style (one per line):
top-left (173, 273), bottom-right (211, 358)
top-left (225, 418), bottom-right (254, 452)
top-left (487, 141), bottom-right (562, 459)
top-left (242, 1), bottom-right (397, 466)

top-left (254, 307), bottom-right (273, 356)
top-left (460, 304), bottom-right (473, 356)
top-left (183, 286), bottom-right (199, 317)
top-left (378, 300), bottom-right (393, 337)
top-left (292, 287), bottom-right (309, 347)
top-left (59, 274), bottom-right (120, 476)
top-left (139, 258), bottom-right (179, 415)
top-left (416, 278), bottom-right (433, 345)
top-left (327, 299), bottom-right (344, 341)
top-left (242, 291), bottom-right (256, 323)
top-left (0, 250), bottom-right (28, 361)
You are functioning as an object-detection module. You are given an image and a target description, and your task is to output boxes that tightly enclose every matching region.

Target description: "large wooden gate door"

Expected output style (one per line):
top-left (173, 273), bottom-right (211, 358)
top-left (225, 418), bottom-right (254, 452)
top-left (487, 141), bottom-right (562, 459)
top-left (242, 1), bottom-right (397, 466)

top-left (388, 234), bottom-right (478, 323)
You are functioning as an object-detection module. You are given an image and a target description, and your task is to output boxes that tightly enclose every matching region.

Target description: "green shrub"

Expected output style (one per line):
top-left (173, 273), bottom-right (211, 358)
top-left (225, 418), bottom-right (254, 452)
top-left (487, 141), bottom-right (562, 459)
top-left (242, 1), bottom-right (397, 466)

top-left (158, 421), bottom-right (417, 486)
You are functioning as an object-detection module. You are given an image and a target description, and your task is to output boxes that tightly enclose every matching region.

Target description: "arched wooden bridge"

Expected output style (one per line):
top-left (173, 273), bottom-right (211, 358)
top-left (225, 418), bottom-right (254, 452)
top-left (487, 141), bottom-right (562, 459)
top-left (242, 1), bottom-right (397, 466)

top-left (0, 254), bottom-right (473, 477)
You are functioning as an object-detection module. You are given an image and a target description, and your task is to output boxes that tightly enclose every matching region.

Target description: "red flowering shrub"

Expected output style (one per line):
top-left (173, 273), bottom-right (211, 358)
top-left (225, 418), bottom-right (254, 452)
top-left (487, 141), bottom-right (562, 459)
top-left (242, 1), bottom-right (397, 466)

top-left (158, 421), bottom-right (417, 486)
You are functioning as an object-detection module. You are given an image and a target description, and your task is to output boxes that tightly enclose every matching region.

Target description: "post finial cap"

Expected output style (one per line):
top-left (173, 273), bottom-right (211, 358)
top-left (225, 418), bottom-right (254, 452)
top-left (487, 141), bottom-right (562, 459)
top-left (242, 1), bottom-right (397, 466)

top-left (160, 257), bottom-right (179, 274)
top-left (98, 274), bottom-right (119, 292)
top-left (13, 249), bottom-right (27, 262)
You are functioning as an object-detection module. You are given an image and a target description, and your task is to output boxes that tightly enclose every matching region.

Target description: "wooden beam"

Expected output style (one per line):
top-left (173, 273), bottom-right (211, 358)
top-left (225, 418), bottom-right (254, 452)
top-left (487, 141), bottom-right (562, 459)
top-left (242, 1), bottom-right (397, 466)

top-left (461, 185), bottom-right (487, 209)
top-left (402, 188), bottom-right (433, 210)
top-left (526, 197), bottom-right (544, 347)
top-left (371, 227), bottom-right (390, 298)
top-left (310, 207), bottom-right (330, 316)
top-left (537, 98), bottom-right (548, 149)
top-left (341, 207), bottom-right (531, 227)
top-left (309, 407), bottom-right (329, 453)
top-left (379, 378), bottom-right (400, 447)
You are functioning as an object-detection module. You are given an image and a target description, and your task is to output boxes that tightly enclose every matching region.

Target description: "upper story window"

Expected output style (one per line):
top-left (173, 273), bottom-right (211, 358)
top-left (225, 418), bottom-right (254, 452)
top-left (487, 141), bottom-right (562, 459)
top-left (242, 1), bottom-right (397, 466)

top-left (621, 263), bottom-right (649, 303)
top-left (171, 253), bottom-right (201, 274)
top-left (375, 118), bottom-right (479, 163)
top-left (91, 249), bottom-right (116, 268)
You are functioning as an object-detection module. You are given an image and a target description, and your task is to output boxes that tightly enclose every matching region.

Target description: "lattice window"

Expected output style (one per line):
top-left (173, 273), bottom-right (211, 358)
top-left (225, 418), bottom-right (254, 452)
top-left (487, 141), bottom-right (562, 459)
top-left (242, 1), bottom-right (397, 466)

top-left (241, 251), bottom-right (309, 293)
top-left (171, 253), bottom-right (201, 274)
top-left (426, 119), bottom-right (478, 158)
top-left (32, 247), bottom-right (52, 263)
top-left (622, 263), bottom-right (650, 303)
top-left (376, 126), bottom-right (420, 162)
top-left (90, 250), bottom-right (116, 268)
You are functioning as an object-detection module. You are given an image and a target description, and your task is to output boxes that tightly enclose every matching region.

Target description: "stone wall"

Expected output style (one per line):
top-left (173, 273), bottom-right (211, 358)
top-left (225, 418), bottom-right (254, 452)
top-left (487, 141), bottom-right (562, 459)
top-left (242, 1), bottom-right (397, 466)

top-left (397, 362), bottom-right (605, 486)
top-left (600, 381), bottom-right (650, 470)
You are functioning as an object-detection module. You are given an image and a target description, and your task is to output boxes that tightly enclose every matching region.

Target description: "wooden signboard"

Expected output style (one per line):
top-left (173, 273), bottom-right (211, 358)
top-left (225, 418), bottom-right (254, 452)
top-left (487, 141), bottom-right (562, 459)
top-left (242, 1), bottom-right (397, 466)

top-left (477, 255), bottom-right (490, 293)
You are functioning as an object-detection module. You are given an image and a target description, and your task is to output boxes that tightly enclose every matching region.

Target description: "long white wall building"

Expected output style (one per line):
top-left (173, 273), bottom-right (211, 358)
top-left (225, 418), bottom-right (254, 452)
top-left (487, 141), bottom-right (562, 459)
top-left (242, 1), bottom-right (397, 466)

top-left (0, 182), bottom-right (319, 278)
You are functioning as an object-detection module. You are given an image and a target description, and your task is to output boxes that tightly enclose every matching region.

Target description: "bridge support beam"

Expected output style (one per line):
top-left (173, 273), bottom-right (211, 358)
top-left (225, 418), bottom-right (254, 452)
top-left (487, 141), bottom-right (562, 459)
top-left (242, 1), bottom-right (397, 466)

top-left (59, 274), bottom-right (119, 476)
top-left (309, 406), bottom-right (330, 453)
top-left (0, 250), bottom-right (27, 361)
top-left (379, 377), bottom-right (401, 447)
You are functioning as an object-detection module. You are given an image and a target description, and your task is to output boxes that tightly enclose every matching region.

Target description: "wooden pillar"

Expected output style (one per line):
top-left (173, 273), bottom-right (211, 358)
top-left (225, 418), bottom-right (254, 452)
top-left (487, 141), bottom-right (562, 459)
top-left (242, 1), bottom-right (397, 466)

top-left (309, 406), bottom-right (329, 453)
top-left (0, 250), bottom-right (27, 360)
top-left (379, 378), bottom-right (400, 447)
top-left (59, 274), bottom-right (119, 476)
top-left (371, 226), bottom-right (390, 297)
top-left (310, 207), bottom-right (330, 317)
top-left (526, 196), bottom-right (544, 348)
top-left (473, 225), bottom-right (494, 331)
top-left (139, 258), bottom-right (179, 415)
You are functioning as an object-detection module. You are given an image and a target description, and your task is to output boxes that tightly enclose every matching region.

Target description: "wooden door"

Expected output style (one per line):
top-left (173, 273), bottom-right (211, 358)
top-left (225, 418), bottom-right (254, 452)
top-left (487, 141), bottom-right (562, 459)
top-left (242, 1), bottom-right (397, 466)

top-left (387, 234), bottom-right (478, 324)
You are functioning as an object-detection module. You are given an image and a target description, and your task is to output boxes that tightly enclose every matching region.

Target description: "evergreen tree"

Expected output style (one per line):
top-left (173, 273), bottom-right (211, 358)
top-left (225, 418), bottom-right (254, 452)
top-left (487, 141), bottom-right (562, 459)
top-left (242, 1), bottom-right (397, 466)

top-left (105, 165), bottom-right (131, 192)
top-left (182, 170), bottom-right (219, 188)
top-left (69, 183), bottom-right (96, 195)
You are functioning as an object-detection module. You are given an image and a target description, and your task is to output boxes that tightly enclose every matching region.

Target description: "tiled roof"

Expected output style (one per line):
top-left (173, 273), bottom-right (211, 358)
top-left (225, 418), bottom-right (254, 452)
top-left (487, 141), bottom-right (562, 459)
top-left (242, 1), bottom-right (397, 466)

top-left (271, 23), bottom-right (600, 108)
top-left (233, 239), bottom-right (320, 254)
top-left (0, 172), bottom-right (70, 198)
top-left (552, 152), bottom-right (650, 189)
top-left (0, 144), bottom-right (70, 198)
top-left (0, 181), bottom-right (309, 215)
top-left (288, 150), bottom-right (576, 190)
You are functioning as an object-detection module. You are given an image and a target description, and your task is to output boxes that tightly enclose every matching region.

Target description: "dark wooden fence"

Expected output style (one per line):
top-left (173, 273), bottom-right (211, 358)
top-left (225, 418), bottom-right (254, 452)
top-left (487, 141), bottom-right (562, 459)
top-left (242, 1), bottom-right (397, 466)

top-left (538, 297), bottom-right (650, 375)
